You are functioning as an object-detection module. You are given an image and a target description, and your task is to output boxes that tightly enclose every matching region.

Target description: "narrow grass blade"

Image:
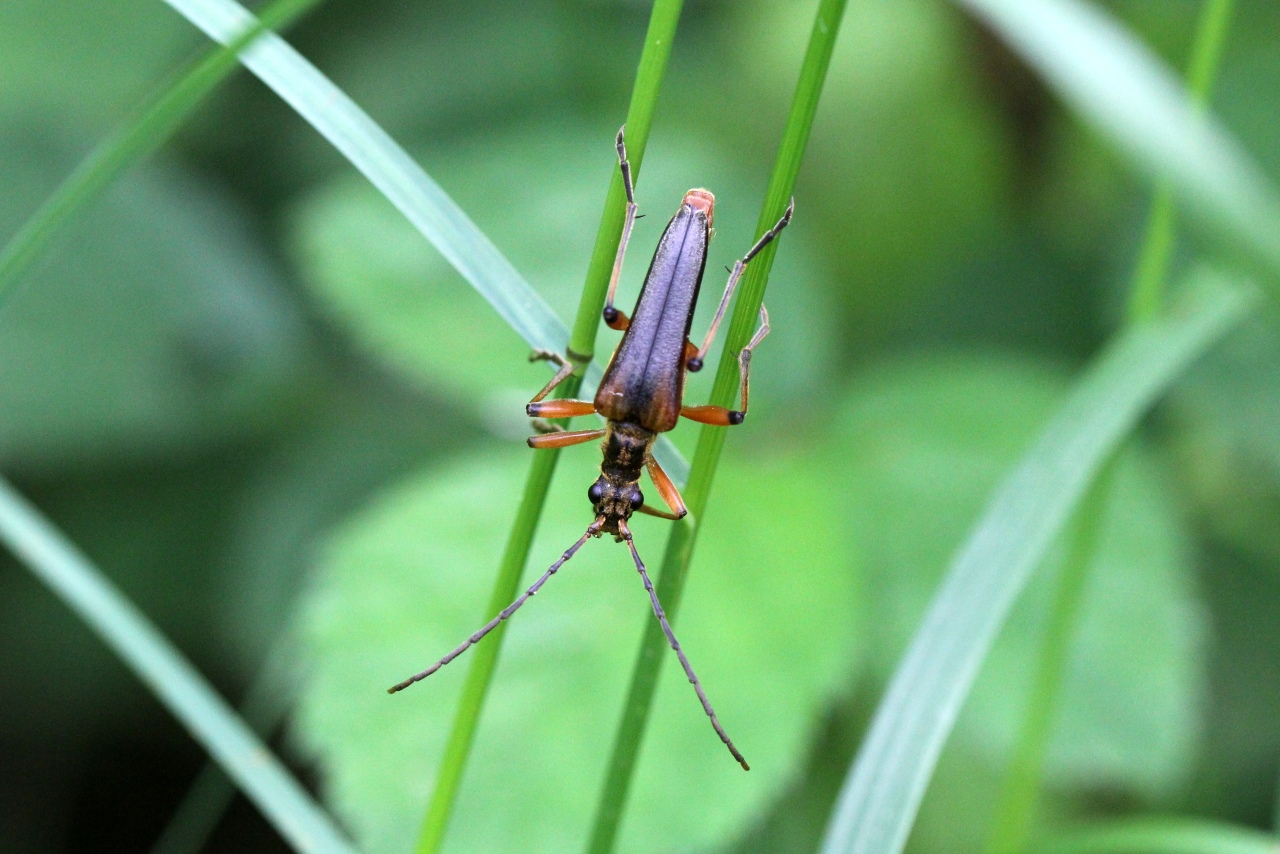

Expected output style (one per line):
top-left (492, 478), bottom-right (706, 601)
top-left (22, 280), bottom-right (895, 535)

top-left (0, 0), bottom-right (323, 305)
top-left (953, 0), bottom-right (1280, 278)
top-left (150, 639), bottom-right (302, 854)
top-left (981, 463), bottom-right (1114, 854)
top-left (819, 274), bottom-right (1256, 854)
top-left (1041, 817), bottom-right (1280, 854)
top-left (1127, 0), bottom-right (1235, 321)
top-left (0, 478), bottom-right (355, 854)
top-left (159, 0), bottom-right (687, 483)
top-left (984, 6), bottom-right (1236, 851)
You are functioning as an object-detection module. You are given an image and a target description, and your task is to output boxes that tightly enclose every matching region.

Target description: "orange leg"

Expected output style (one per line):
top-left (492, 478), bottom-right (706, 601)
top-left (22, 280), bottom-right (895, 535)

top-left (681, 305), bottom-right (770, 426)
top-left (605, 308), bottom-right (631, 332)
top-left (528, 350), bottom-right (576, 404)
top-left (527, 428), bottom-right (606, 450)
top-left (527, 399), bottom-right (598, 419)
top-left (644, 456), bottom-right (688, 519)
top-left (680, 405), bottom-right (741, 426)
top-left (683, 338), bottom-right (701, 372)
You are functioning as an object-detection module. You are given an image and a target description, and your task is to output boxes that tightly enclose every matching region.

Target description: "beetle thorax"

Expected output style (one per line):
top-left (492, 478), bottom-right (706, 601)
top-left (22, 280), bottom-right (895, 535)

top-left (590, 421), bottom-right (656, 534)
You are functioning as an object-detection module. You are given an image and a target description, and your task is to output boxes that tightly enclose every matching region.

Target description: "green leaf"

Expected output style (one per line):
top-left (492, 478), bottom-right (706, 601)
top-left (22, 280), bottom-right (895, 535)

top-left (819, 272), bottom-right (1255, 854)
top-left (0, 478), bottom-right (355, 854)
top-left (0, 129), bottom-right (311, 466)
top-left (734, 0), bottom-right (1010, 323)
top-left (835, 356), bottom-right (1205, 848)
top-left (1041, 816), bottom-right (1280, 854)
top-left (0, 0), bottom-right (195, 123)
top-left (294, 440), bottom-right (859, 854)
top-left (952, 0), bottom-right (1280, 277)
top-left (0, 0), bottom-right (323, 305)
top-left (1168, 316), bottom-right (1280, 563)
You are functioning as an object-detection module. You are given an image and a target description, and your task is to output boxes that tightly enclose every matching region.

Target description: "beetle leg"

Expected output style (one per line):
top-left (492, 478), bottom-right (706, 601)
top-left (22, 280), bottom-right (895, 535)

top-left (645, 456), bottom-right (688, 520)
top-left (606, 308), bottom-right (631, 332)
top-left (526, 399), bottom-right (598, 419)
top-left (603, 127), bottom-right (640, 330)
top-left (527, 428), bottom-right (606, 450)
top-left (528, 349), bottom-right (577, 404)
top-left (681, 304), bottom-right (771, 426)
top-left (636, 505), bottom-right (684, 520)
top-left (683, 338), bottom-right (700, 371)
top-left (689, 199), bottom-right (792, 371)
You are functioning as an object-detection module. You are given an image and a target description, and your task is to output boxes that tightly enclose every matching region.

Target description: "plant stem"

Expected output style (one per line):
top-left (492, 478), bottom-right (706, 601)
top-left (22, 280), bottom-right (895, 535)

top-left (982, 464), bottom-right (1113, 854)
top-left (0, 0), bottom-right (324, 305)
top-left (1127, 0), bottom-right (1235, 323)
top-left (985, 4), bottom-right (1234, 851)
top-left (585, 1), bottom-right (848, 851)
top-left (411, 3), bottom-right (685, 853)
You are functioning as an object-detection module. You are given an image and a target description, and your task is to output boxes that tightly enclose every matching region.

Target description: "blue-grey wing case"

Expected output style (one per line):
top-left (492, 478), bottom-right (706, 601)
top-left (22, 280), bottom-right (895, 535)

top-left (595, 202), bottom-right (709, 433)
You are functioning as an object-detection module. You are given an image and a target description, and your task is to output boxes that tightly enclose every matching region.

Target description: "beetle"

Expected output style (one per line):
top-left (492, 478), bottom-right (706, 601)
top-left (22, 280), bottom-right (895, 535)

top-left (390, 128), bottom-right (793, 771)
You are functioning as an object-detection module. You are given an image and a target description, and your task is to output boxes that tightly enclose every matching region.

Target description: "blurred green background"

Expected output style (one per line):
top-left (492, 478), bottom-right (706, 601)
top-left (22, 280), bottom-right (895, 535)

top-left (2, 0), bottom-right (1279, 851)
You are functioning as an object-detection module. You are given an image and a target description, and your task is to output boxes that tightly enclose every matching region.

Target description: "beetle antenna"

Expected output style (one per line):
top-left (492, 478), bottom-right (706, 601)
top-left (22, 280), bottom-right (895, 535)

top-left (388, 519), bottom-right (604, 694)
top-left (617, 520), bottom-right (749, 771)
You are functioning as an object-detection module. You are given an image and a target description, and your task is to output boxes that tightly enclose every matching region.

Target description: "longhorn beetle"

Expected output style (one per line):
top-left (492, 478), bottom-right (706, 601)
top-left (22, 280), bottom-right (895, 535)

top-left (390, 127), bottom-right (793, 771)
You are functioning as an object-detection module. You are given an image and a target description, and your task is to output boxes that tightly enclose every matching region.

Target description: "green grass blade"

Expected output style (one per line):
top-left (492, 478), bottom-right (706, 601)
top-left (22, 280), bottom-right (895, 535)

top-left (0, 0), bottom-right (323, 305)
top-left (1040, 817), bottom-right (1280, 854)
top-left (984, 6), bottom-right (1236, 851)
top-left (411, 3), bottom-right (685, 852)
top-left (159, 0), bottom-right (689, 483)
top-left (150, 639), bottom-right (302, 854)
top-left (818, 274), bottom-right (1256, 854)
top-left (953, 0), bottom-right (1280, 279)
top-left (981, 463), bottom-right (1114, 854)
top-left (1127, 0), bottom-right (1235, 321)
top-left (0, 479), bottom-right (355, 854)
top-left (585, 1), bottom-right (848, 851)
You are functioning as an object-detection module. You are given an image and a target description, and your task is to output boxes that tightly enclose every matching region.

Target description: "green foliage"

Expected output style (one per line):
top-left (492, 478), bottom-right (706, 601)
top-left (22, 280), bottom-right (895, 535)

top-left (1170, 317), bottom-right (1280, 562)
top-left (820, 275), bottom-right (1253, 854)
top-left (0, 478), bottom-right (355, 853)
top-left (0, 130), bottom-right (310, 466)
top-left (1042, 816), bottom-right (1280, 854)
top-left (6, 0), bottom-right (1280, 849)
top-left (840, 356), bottom-right (1204, 801)
top-left (293, 442), bottom-right (859, 854)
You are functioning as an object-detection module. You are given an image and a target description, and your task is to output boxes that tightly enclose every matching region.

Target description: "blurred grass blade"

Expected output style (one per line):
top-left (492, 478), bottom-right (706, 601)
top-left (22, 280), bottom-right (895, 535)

top-left (1041, 817), bottom-right (1280, 854)
top-left (151, 639), bottom-right (303, 854)
top-left (985, 7), bottom-right (1237, 852)
top-left (953, 0), bottom-right (1280, 277)
top-left (0, 0), bottom-right (323, 304)
top-left (160, 0), bottom-right (560, 351)
top-left (0, 478), bottom-right (355, 854)
top-left (819, 273), bottom-right (1256, 854)
top-left (159, 0), bottom-right (687, 484)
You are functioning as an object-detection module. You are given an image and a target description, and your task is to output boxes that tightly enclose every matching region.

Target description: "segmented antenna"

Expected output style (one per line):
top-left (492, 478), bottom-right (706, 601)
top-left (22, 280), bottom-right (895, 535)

top-left (388, 520), bottom-right (603, 694)
top-left (617, 520), bottom-right (749, 771)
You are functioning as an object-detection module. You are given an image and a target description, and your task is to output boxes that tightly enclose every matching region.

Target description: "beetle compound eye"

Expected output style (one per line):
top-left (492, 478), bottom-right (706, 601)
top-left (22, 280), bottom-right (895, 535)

top-left (630, 489), bottom-right (643, 510)
top-left (588, 480), bottom-right (605, 505)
